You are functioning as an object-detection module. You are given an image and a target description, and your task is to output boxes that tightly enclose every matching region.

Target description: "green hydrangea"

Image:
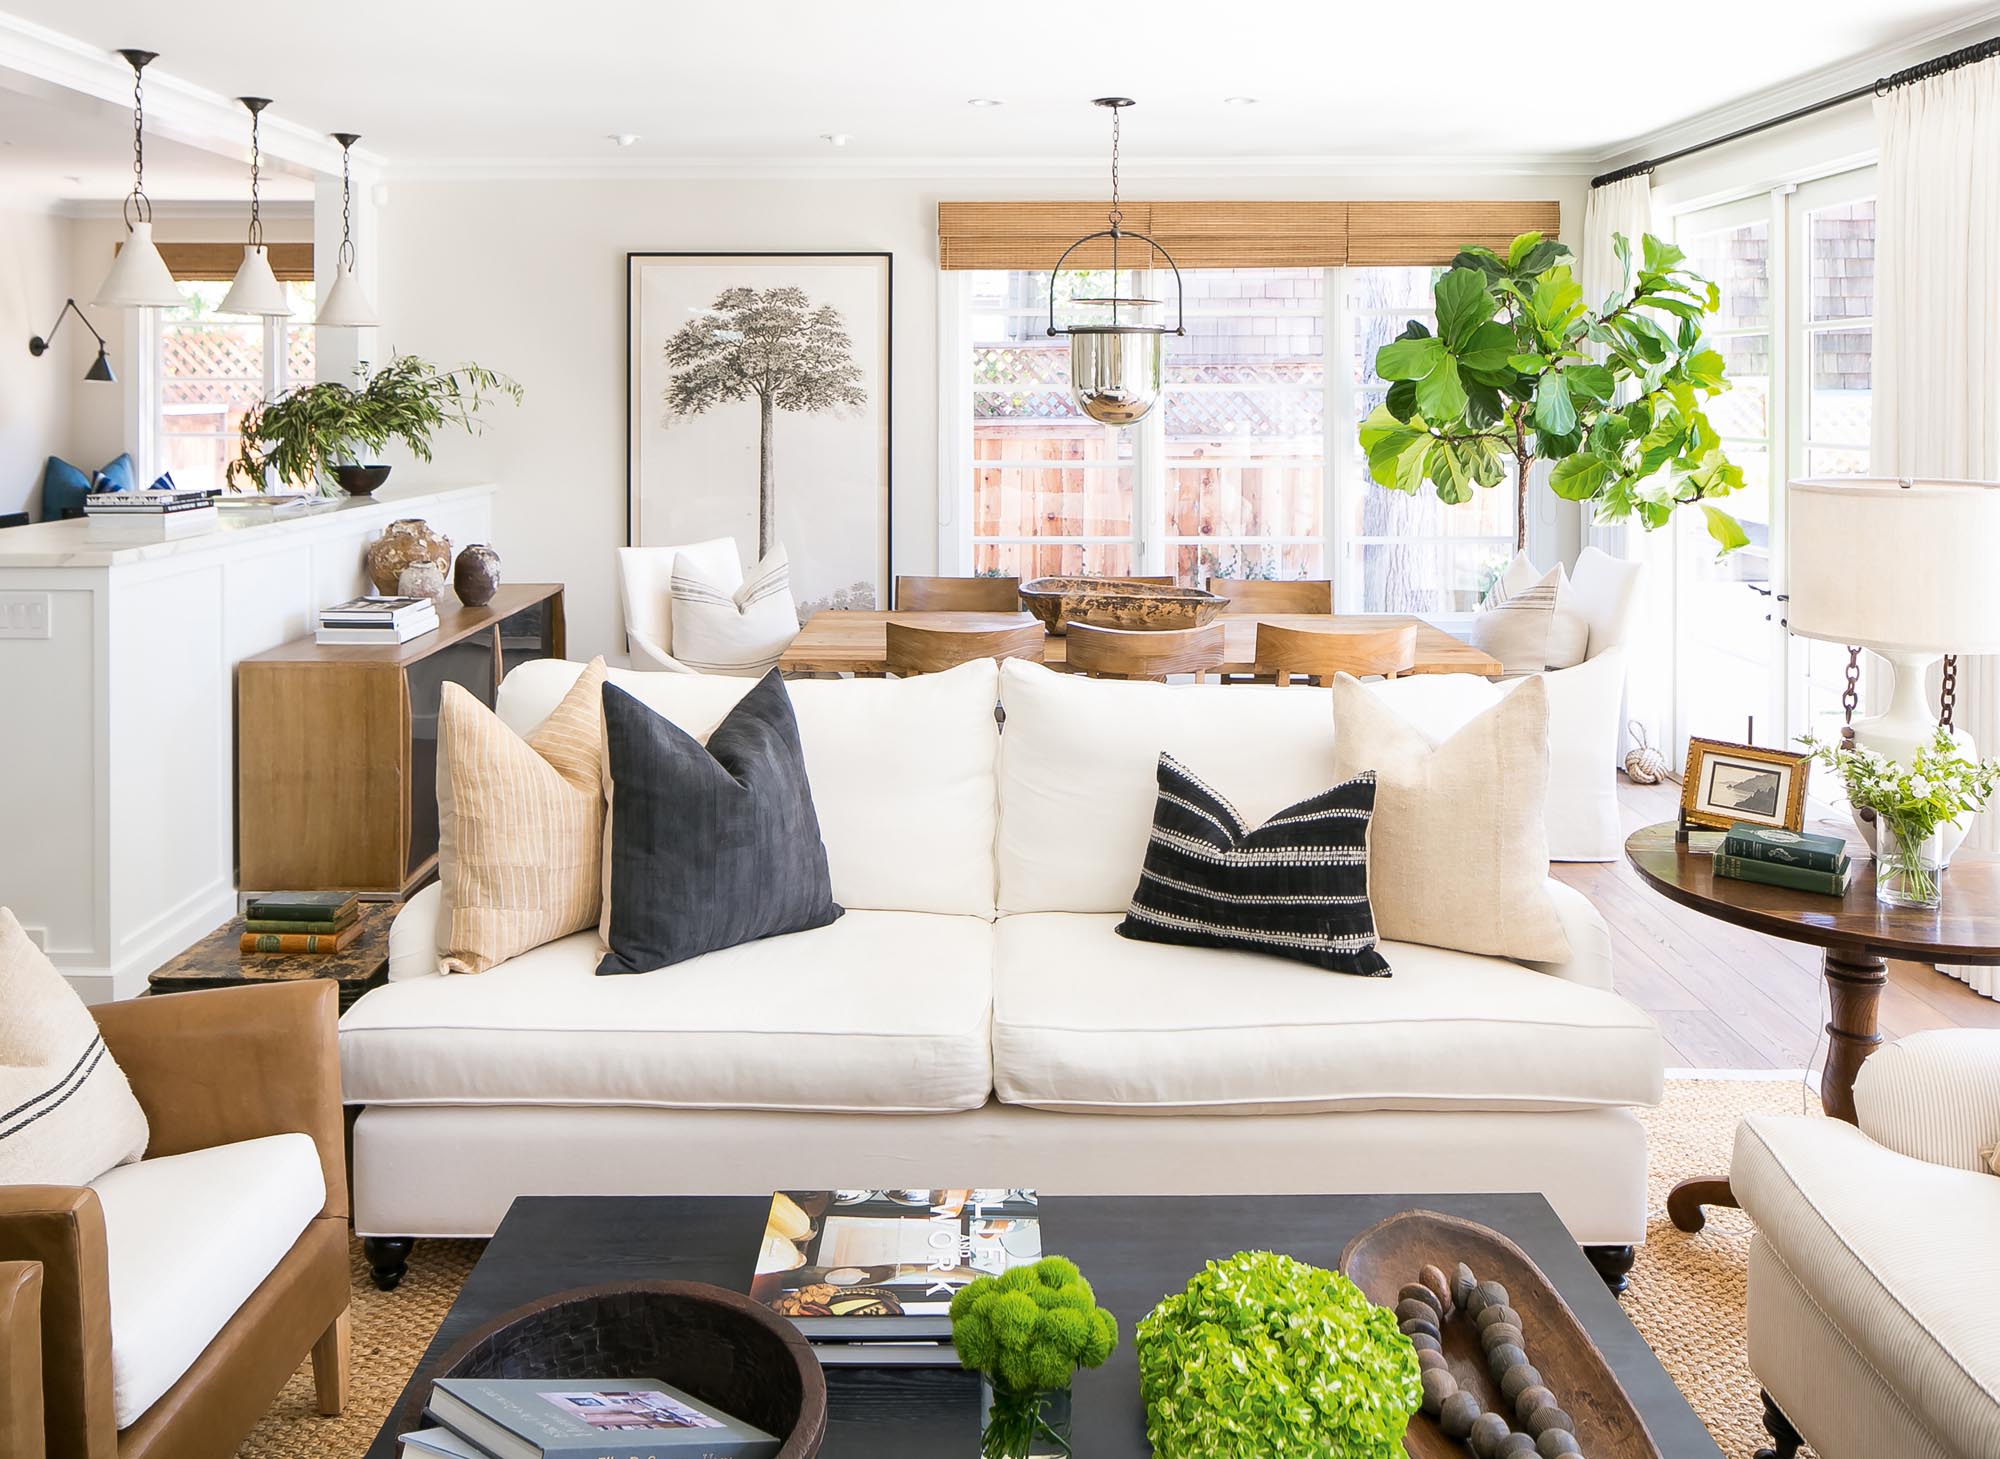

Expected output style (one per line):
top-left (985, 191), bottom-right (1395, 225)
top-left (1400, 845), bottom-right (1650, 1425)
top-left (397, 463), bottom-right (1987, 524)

top-left (950, 1256), bottom-right (1120, 1395)
top-left (1136, 1250), bottom-right (1422, 1459)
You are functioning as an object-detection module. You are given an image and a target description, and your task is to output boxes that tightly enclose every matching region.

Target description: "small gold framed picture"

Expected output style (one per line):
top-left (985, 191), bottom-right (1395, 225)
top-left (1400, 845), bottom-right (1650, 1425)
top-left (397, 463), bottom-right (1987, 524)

top-left (1680, 737), bottom-right (1811, 832)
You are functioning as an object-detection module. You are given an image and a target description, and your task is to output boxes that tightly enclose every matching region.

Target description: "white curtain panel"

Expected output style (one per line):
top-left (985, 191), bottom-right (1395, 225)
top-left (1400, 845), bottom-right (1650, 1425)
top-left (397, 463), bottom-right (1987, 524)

top-left (1875, 60), bottom-right (2000, 995)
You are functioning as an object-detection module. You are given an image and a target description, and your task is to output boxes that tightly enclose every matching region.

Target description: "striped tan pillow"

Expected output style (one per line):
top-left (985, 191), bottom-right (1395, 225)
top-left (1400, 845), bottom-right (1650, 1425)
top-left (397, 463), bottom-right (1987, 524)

top-left (1469, 558), bottom-right (1588, 676)
top-left (1985, 1143), bottom-right (1999, 1177)
top-left (435, 657), bottom-right (607, 974)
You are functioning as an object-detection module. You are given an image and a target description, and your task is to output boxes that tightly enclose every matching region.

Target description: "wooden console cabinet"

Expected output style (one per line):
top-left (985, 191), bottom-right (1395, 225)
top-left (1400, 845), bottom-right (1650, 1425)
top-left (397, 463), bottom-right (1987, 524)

top-left (237, 583), bottom-right (565, 896)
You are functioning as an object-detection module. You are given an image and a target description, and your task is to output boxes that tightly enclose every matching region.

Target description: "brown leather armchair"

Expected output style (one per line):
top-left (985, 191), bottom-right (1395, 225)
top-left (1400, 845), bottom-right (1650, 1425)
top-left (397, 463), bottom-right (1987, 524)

top-left (0, 981), bottom-right (350, 1459)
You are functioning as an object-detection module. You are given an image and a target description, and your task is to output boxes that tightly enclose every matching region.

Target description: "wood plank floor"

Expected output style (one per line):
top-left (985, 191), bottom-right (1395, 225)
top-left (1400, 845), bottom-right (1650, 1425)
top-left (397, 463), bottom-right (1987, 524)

top-left (1553, 777), bottom-right (2000, 1070)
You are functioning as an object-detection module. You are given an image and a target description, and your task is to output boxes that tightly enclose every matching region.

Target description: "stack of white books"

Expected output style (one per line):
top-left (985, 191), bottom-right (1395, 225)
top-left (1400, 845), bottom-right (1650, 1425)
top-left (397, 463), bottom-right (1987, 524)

top-left (83, 488), bottom-right (220, 542)
top-left (315, 595), bottom-right (441, 646)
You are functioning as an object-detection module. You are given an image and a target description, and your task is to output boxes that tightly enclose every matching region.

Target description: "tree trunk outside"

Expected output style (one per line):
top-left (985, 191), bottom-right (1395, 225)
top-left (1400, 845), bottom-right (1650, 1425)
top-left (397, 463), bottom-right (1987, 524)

top-left (758, 393), bottom-right (776, 559)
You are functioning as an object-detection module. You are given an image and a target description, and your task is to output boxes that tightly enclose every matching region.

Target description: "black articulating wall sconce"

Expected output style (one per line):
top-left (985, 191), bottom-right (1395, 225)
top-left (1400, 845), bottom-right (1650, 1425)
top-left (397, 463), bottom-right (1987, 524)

top-left (28, 299), bottom-right (117, 383)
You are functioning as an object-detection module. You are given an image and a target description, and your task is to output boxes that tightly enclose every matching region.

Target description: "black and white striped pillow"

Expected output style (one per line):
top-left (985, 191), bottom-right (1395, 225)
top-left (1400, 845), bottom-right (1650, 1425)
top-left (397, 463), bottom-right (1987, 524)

top-left (1115, 755), bottom-right (1387, 976)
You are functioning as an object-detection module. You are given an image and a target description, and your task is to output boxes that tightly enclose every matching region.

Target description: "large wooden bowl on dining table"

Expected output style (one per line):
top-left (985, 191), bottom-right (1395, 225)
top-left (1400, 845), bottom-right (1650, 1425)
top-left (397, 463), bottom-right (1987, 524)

top-left (1018, 576), bottom-right (1226, 634)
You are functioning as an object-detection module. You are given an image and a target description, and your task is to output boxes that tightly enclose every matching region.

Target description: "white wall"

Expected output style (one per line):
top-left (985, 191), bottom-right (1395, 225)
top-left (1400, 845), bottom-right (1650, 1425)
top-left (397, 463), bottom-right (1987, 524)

top-left (0, 204), bottom-right (75, 518)
top-left (378, 170), bottom-right (1588, 660)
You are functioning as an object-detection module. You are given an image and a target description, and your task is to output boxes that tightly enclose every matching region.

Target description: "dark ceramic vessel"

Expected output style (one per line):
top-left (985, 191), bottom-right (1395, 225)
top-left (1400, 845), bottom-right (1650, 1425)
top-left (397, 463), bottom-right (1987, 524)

top-left (453, 544), bottom-right (502, 607)
top-left (333, 463), bottom-right (393, 495)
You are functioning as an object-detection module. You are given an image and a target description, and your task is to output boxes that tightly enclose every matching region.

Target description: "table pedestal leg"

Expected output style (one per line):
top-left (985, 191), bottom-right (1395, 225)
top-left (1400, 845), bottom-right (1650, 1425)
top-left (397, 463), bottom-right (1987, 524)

top-left (1666, 947), bottom-right (1887, 1234)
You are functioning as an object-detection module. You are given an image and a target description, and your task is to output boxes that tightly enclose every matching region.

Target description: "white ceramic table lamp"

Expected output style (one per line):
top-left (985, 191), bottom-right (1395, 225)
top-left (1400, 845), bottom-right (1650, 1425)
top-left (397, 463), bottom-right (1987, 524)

top-left (1788, 477), bottom-right (2000, 849)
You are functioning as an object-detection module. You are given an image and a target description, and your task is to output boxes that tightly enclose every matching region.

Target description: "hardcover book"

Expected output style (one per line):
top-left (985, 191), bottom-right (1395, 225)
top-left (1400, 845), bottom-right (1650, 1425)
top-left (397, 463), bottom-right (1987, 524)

top-left (428, 1378), bottom-right (778, 1459)
top-left (240, 924), bottom-right (362, 955)
top-left (246, 892), bottom-right (360, 919)
top-left (243, 910), bottom-right (358, 935)
top-left (749, 1189), bottom-right (1041, 1342)
top-left (1723, 821), bottom-right (1848, 874)
top-left (1714, 852), bottom-right (1851, 897)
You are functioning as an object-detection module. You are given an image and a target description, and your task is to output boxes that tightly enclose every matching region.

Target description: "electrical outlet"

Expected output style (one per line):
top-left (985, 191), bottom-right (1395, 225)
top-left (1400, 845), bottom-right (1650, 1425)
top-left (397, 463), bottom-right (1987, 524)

top-left (0, 592), bottom-right (51, 639)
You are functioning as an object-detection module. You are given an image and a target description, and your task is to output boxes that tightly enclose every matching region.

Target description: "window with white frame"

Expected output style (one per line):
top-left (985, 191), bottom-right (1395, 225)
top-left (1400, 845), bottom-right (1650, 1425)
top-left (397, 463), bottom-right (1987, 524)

top-left (949, 264), bottom-right (1517, 611)
top-left (153, 276), bottom-right (315, 492)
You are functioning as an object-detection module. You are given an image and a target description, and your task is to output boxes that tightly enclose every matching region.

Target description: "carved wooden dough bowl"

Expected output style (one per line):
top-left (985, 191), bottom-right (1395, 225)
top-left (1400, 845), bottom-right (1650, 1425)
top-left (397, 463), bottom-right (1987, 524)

top-left (1017, 576), bottom-right (1226, 634)
top-left (1340, 1210), bottom-right (1664, 1459)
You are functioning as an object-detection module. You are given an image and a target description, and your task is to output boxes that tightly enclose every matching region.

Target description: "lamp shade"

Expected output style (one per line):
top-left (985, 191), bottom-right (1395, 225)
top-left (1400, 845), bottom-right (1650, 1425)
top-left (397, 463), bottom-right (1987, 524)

top-left (219, 244), bottom-right (292, 317)
top-left (85, 347), bottom-right (116, 384)
top-left (1786, 477), bottom-right (2000, 654)
top-left (92, 221), bottom-right (185, 309)
top-left (315, 263), bottom-right (378, 328)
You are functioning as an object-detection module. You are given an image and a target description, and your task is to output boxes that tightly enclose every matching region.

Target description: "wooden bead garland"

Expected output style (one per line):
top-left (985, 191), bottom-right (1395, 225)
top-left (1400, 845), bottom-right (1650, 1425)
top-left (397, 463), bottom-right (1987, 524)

top-left (1410, 1261), bottom-right (1589, 1459)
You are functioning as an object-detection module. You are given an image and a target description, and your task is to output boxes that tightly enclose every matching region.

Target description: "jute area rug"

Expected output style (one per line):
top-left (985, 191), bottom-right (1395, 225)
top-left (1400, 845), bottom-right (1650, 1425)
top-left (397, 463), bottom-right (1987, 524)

top-left (239, 1076), bottom-right (1821, 1458)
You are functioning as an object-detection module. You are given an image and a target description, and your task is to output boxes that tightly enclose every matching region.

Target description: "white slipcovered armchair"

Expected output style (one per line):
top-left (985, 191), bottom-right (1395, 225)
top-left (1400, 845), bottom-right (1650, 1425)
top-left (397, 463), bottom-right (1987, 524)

top-left (1732, 1030), bottom-right (2000, 1459)
top-left (615, 538), bottom-right (744, 672)
top-left (1538, 545), bottom-right (1643, 861)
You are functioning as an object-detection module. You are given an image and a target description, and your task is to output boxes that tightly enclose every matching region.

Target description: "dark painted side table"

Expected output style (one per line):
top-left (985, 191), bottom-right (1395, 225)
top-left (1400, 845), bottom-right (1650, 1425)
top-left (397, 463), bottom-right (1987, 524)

top-left (147, 899), bottom-right (395, 1012)
top-left (1625, 820), bottom-right (2000, 1230)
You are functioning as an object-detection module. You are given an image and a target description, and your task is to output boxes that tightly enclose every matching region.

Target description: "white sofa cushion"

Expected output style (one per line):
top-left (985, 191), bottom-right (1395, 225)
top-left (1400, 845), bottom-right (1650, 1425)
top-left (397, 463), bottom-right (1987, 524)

top-left (342, 910), bottom-right (994, 1113)
top-left (498, 657), bottom-right (999, 918)
top-left (1734, 1113), bottom-right (2000, 1459)
top-left (89, 1133), bottom-right (324, 1428)
top-left (991, 910), bottom-right (1661, 1116)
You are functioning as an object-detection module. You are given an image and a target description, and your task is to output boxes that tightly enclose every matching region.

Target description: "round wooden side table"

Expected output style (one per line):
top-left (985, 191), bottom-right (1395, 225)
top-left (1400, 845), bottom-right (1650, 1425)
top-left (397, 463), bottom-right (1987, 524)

top-left (1624, 819), bottom-right (2000, 1231)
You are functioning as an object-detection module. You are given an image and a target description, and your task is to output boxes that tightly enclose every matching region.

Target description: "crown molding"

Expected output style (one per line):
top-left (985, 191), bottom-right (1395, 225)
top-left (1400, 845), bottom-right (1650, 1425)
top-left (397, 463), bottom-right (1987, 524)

top-left (1591, 6), bottom-right (2000, 172)
top-left (51, 197), bottom-right (315, 221)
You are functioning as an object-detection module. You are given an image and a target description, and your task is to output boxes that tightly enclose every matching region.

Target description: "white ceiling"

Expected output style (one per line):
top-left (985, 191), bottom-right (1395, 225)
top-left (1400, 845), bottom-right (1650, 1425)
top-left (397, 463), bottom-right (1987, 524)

top-left (0, 0), bottom-right (1996, 174)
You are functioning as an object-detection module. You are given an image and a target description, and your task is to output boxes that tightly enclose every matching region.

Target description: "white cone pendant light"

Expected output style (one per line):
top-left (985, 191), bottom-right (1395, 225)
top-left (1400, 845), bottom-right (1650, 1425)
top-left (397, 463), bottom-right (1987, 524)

top-left (315, 133), bottom-right (378, 328)
top-left (220, 98), bottom-right (292, 317)
top-left (92, 50), bottom-right (186, 310)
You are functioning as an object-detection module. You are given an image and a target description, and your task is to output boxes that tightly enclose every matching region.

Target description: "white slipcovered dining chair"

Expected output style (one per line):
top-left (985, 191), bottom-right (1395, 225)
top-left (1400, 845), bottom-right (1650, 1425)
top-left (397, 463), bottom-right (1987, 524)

top-left (1535, 545), bottom-right (1644, 860)
top-left (615, 538), bottom-right (744, 673)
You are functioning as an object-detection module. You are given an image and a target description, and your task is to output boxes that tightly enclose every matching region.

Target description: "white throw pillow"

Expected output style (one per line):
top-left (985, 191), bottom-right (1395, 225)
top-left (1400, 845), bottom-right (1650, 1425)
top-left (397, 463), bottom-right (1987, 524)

top-left (669, 546), bottom-right (800, 675)
top-left (1471, 552), bottom-right (1589, 674)
top-left (0, 907), bottom-right (149, 1184)
top-left (1330, 675), bottom-right (1570, 965)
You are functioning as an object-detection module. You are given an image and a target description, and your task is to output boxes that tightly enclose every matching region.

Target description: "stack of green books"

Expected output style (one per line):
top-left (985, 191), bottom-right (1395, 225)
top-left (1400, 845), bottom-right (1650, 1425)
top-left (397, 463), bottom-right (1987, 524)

top-left (1713, 822), bottom-right (1851, 896)
top-left (240, 892), bottom-right (361, 954)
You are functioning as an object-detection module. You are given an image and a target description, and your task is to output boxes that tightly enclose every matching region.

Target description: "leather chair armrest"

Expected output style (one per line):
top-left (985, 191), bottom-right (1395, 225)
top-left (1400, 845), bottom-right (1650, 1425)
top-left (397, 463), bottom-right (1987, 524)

top-left (0, 1261), bottom-right (45, 1459)
top-left (93, 981), bottom-right (347, 1221)
top-left (1853, 1028), bottom-right (2000, 1172)
top-left (0, 1188), bottom-right (115, 1459)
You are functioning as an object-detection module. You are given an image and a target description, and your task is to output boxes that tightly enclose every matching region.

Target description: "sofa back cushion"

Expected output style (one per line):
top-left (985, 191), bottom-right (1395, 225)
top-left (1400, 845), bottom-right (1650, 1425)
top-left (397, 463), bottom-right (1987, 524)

top-left (497, 657), bottom-right (999, 918)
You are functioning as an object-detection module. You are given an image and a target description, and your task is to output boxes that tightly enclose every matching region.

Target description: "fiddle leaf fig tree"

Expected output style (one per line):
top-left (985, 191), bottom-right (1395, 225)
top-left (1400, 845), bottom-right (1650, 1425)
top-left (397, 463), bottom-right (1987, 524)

top-left (1359, 230), bottom-right (1747, 554)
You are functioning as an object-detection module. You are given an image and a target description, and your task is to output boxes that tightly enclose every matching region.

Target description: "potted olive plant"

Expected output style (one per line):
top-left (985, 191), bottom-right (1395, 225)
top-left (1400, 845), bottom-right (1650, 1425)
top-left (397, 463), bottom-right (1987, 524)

top-left (233, 354), bottom-right (521, 495)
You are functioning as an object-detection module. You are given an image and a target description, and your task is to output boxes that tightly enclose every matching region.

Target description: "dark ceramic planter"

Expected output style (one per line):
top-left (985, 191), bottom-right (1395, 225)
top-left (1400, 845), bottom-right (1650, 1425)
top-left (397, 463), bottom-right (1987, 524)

top-left (333, 463), bottom-right (393, 495)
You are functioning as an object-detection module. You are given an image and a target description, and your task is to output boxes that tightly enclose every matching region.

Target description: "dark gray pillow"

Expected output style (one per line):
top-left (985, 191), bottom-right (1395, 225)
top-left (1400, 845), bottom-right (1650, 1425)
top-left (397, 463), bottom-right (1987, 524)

top-left (597, 673), bottom-right (842, 975)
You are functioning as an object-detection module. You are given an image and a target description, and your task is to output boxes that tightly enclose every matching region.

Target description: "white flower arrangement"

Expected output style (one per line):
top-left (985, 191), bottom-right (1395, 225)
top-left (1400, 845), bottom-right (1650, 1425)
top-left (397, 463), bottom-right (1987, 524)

top-left (1801, 728), bottom-right (2000, 901)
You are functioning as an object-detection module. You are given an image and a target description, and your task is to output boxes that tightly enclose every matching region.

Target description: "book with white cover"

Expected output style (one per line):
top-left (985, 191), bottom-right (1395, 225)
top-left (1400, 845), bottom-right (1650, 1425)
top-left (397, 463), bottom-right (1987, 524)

top-left (319, 595), bottom-right (438, 627)
top-left (315, 619), bottom-right (439, 646)
top-left (428, 1378), bottom-right (779, 1459)
top-left (85, 506), bottom-right (220, 542)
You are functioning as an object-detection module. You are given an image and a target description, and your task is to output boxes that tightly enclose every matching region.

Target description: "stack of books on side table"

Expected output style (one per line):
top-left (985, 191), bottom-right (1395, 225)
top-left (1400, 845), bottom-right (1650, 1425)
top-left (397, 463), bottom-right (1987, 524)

top-left (316, 594), bottom-right (440, 646)
top-left (241, 892), bottom-right (362, 954)
top-left (1713, 821), bottom-right (1853, 896)
top-left (83, 487), bottom-right (219, 542)
top-left (401, 1377), bottom-right (779, 1459)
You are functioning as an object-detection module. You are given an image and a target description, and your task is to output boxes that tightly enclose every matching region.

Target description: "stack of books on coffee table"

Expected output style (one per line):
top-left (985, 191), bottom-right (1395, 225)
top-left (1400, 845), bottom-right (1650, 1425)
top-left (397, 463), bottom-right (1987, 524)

top-left (1712, 821), bottom-right (1852, 896)
top-left (316, 595), bottom-right (440, 646)
top-left (240, 892), bottom-right (363, 954)
top-left (83, 487), bottom-right (219, 542)
top-left (400, 1377), bottom-right (778, 1459)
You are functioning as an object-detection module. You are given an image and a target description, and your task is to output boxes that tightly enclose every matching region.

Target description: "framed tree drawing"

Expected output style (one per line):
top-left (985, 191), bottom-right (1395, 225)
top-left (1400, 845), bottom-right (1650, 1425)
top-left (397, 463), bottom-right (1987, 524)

top-left (628, 252), bottom-right (892, 614)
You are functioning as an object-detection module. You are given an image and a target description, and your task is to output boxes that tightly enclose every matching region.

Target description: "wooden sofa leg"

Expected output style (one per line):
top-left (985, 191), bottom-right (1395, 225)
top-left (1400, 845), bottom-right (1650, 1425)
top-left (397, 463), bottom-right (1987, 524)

top-left (1754, 1390), bottom-right (1803, 1459)
top-left (312, 1308), bottom-right (350, 1416)
top-left (1582, 1244), bottom-right (1635, 1295)
top-left (363, 1237), bottom-right (415, 1292)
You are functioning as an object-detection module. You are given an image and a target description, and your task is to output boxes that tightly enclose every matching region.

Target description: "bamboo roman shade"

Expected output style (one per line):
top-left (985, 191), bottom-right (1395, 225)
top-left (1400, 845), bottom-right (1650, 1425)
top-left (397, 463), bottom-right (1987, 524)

top-left (938, 199), bottom-right (1559, 270)
top-left (147, 242), bottom-right (315, 282)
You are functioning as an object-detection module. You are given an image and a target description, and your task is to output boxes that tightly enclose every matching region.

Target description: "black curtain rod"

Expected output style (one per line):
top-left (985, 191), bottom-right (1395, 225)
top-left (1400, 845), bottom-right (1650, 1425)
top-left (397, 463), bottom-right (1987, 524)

top-left (1591, 33), bottom-right (2000, 187)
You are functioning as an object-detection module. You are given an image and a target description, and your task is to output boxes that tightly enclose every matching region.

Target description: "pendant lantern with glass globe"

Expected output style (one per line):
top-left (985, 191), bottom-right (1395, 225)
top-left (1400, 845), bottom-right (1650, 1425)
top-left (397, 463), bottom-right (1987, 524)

top-left (219, 97), bottom-right (293, 317)
top-left (1046, 98), bottom-right (1184, 425)
top-left (91, 49), bottom-right (186, 310)
top-left (314, 133), bottom-right (378, 328)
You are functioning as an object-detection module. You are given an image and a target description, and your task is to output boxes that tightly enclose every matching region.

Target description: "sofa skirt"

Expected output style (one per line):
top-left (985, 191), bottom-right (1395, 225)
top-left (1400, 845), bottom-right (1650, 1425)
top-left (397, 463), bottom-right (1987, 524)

top-left (349, 1100), bottom-right (1649, 1246)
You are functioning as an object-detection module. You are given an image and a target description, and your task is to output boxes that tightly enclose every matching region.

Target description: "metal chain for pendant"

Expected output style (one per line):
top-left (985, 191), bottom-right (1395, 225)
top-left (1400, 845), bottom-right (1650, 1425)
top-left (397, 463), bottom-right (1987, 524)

top-left (246, 105), bottom-right (264, 248)
top-left (126, 61), bottom-right (150, 226)
top-left (1108, 105), bottom-right (1123, 230)
top-left (1840, 645), bottom-right (1861, 745)
top-left (1941, 653), bottom-right (1958, 730)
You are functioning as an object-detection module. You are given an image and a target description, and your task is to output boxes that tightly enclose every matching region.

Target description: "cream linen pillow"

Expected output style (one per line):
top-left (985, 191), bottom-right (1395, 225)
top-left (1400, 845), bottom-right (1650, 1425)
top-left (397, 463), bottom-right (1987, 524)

top-left (435, 656), bottom-right (607, 974)
top-left (1331, 674), bottom-right (1570, 964)
top-left (0, 906), bottom-right (149, 1184)
top-left (1471, 552), bottom-right (1589, 674)
top-left (670, 545), bottom-right (800, 676)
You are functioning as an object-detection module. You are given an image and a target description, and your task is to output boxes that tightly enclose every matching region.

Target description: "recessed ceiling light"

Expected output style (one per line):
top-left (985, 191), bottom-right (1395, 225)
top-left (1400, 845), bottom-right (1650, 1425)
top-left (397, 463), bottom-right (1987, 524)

top-left (609, 133), bottom-right (639, 147)
top-left (820, 132), bottom-right (851, 147)
top-left (1223, 96), bottom-right (1259, 106)
top-left (967, 98), bottom-right (1003, 107)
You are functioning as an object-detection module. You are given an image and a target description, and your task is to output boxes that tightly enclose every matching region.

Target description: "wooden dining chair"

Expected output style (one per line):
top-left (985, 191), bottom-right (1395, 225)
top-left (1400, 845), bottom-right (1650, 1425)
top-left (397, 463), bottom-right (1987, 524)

top-left (1254, 622), bottom-right (1417, 685)
top-left (1207, 578), bottom-right (1335, 614)
top-left (895, 575), bottom-right (1021, 612)
top-left (886, 620), bottom-right (1045, 676)
top-left (1063, 622), bottom-right (1227, 682)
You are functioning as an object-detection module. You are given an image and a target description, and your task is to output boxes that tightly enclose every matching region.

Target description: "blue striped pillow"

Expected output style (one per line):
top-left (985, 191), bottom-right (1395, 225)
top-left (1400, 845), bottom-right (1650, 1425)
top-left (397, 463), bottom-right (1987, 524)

top-left (1116, 754), bottom-right (1386, 975)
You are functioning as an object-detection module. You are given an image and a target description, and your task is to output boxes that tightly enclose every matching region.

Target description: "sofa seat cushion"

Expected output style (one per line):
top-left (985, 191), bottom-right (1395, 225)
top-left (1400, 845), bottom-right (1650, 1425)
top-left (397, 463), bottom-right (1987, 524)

top-left (342, 911), bottom-right (994, 1113)
top-left (89, 1133), bottom-right (324, 1429)
top-left (991, 913), bottom-right (1662, 1116)
top-left (1734, 1114), bottom-right (2000, 1459)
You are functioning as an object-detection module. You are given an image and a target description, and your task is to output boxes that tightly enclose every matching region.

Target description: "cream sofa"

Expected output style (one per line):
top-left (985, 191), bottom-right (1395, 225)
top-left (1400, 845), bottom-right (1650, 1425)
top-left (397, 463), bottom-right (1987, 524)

top-left (339, 657), bottom-right (1665, 1290)
top-left (1733, 1030), bottom-right (2000, 1459)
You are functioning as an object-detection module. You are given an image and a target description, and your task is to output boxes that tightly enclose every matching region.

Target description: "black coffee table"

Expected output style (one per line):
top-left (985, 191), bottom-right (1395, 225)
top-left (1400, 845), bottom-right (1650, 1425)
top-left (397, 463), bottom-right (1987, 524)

top-left (364, 1194), bottom-right (1722, 1459)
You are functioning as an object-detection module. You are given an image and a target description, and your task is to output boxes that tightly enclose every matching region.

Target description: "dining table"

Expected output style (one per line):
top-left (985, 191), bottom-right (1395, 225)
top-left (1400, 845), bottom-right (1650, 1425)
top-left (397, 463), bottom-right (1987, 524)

top-left (777, 610), bottom-right (1504, 678)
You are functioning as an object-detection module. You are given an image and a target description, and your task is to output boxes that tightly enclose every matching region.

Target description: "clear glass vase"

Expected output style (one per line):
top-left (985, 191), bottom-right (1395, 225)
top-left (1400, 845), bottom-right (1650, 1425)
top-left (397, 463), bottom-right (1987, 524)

top-left (1874, 817), bottom-right (1944, 909)
top-left (978, 1380), bottom-right (1072, 1459)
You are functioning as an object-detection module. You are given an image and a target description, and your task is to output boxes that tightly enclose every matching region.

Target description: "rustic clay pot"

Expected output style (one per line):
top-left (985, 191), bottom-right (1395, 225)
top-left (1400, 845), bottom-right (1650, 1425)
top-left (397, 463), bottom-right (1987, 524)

top-left (398, 562), bottom-right (449, 605)
top-left (1018, 576), bottom-right (1226, 634)
top-left (453, 544), bottom-right (502, 607)
top-left (365, 519), bottom-right (452, 596)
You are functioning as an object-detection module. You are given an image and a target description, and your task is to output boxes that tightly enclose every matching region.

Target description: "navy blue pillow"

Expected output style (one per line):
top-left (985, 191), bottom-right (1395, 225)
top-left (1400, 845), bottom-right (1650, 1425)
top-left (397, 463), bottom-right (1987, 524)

top-left (40, 452), bottom-right (136, 520)
top-left (598, 673), bottom-right (842, 975)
